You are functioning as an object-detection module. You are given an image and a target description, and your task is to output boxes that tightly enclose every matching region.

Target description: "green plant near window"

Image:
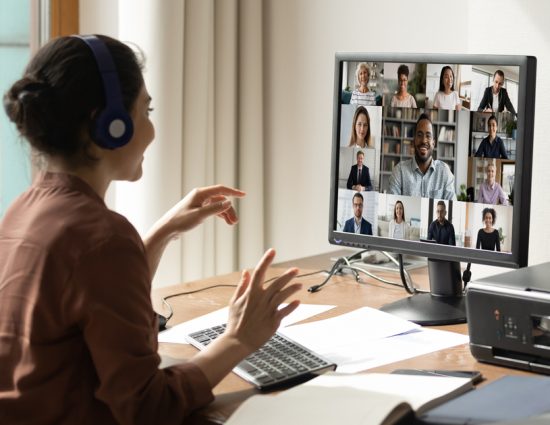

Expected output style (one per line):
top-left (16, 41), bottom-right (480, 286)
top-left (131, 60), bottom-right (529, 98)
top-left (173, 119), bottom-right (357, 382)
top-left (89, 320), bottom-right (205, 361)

top-left (408, 63), bottom-right (426, 94)
top-left (504, 118), bottom-right (517, 135)
top-left (498, 227), bottom-right (505, 244)
top-left (457, 184), bottom-right (468, 201)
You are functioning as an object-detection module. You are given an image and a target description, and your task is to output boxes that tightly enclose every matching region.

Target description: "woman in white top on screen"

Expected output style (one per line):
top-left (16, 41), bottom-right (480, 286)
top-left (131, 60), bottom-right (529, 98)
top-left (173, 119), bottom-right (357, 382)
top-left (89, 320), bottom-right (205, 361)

top-left (390, 65), bottom-right (417, 108)
top-left (350, 62), bottom-right (377, 106)
top-left (348, 106), bottom-right (372, 148)
top-left (433, 66), bottom-right (462, 111)
top-left (388, 200), bottom-right (410, 239)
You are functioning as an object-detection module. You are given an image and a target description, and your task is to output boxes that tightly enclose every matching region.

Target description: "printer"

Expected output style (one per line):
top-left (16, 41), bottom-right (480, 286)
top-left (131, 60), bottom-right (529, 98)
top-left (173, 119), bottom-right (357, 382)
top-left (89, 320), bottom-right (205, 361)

top-left (466, 262), bottom-right (550, 374)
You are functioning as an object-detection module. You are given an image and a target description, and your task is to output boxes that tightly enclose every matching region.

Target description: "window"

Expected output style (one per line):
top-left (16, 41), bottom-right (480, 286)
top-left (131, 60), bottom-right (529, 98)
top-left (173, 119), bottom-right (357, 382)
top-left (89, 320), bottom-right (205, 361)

top-left (471, 68), bottom-right (490, 112)
top-left (1, 0), bottom-right (78, 216)
top-left (0, 0), bottom-right (32, 216)
top-left (506, 79), bottom-right (518, 111)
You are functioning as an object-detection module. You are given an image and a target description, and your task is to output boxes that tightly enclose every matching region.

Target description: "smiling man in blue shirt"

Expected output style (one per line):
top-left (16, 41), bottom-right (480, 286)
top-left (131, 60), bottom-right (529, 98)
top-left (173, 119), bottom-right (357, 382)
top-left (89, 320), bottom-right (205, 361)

top-left (389, 113), bottom-right (456, 200)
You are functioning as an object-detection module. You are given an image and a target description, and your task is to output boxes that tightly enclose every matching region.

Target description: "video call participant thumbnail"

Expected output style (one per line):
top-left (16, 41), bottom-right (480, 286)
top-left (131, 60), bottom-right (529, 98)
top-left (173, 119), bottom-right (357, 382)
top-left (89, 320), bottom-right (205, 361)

top-left (350, 62), bottom-right (377, 106)
top-left (476, 207), bottom-right (501, 251)
top-left (433, 66), bottom-right (462, 111)
top-left (478, 161), bottom-right (509, 205)
top-left (388, 200), bottom-right (410, 239)
top-left (388, 113), bottom-right (456, 200)
top-left (477, 70), bottom-right (517, 116)
top-left (474, 115), bottom-right (508, 159)
top-left (427, 201), bottom-right (456, 245)
top-left (390, 64), bottom-right (417, 108)
top-left (348, 105), bottom-right (372, 148)
top-left (347, 150), bottom-right (372, 191)
top-left (342, 192), bottom-right (373, 235)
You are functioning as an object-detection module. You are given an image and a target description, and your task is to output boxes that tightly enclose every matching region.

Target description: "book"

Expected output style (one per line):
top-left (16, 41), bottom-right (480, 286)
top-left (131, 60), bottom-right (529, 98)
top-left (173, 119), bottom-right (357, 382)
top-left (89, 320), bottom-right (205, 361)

top-left (224, 372), bottom-right (473, 425)
top-left (418, 375), bottom-right (550, 425)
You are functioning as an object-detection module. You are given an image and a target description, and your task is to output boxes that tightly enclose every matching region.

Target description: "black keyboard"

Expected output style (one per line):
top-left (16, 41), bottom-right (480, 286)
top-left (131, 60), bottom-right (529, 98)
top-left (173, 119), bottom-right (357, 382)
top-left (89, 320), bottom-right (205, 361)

top-left (186, 324), bottom-right (337, 390)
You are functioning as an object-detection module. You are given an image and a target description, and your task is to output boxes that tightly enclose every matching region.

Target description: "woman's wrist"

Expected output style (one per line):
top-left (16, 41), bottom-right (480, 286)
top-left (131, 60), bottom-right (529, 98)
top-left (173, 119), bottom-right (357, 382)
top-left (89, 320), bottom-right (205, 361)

top-left (192, 333), bottom-right (254, 388)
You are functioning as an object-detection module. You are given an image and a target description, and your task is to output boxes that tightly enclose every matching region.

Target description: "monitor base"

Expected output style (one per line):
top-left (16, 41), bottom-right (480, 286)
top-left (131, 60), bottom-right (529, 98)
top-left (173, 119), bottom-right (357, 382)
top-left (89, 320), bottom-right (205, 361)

top-left (380, 293), bottom-right (466, 326)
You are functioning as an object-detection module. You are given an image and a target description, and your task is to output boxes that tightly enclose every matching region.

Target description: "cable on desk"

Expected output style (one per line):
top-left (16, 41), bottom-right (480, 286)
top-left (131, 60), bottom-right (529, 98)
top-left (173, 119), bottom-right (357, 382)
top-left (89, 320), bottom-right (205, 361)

top-left (159, 255), bottom-right (423, 325)
top-left (159, 269), bottom-right (330, 325)
top-left (306, 250), bottom-right (421, 293)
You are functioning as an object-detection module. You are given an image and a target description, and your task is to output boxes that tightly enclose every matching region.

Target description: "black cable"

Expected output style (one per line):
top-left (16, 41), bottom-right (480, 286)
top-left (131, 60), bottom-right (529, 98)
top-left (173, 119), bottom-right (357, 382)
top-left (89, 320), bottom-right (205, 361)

top-left (398, 254), bottom-right (416, 295)
top-left (161, 269), bottom-right (331, 324)
top-left (462, 262), bottom-right (472, 290)
top-left (307, 257), bottom-right (347, 293)
top-left (307, 250), bottom-right (369, 293)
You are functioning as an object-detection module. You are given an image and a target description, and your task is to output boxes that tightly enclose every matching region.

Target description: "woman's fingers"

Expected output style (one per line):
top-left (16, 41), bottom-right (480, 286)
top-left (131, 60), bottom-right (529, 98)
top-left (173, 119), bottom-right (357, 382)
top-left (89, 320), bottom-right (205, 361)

top-left (232, 270), bottom-right (251, 302)
top-left (218, 206), bottom-right (239, 224)
top-left (249, 249), bottom-right (276, 289)
top-left (270, 283), bottom-right (303, 308)
top-left (276, 299), bottom-right (301, 320)
top-left (195, 185), bottom-right (246, 203)
top-left (264, 268), bottom-right (299, 301)
top-left (198, 199), bottom-right (232, 219)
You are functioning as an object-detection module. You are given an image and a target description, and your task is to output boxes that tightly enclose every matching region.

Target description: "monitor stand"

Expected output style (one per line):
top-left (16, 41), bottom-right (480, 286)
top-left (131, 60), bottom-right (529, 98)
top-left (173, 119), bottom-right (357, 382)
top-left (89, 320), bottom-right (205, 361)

top-left (379, 258), bottom-right (466, 326)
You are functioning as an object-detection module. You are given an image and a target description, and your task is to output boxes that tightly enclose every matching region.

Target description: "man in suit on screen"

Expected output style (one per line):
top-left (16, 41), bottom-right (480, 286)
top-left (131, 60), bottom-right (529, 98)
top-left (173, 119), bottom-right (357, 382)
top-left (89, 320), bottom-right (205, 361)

top-left (477, 69), bottom-right (517, 116)
top-left (343, 192), bottom-right (373, 235)
top-left (347, 150), bottom-right (372, 191)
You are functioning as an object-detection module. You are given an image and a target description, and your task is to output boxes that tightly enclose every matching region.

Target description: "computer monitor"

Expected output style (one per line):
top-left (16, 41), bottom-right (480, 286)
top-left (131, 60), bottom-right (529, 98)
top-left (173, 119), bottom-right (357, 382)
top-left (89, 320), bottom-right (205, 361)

top-left (328, 53), bottom-right (536, 325)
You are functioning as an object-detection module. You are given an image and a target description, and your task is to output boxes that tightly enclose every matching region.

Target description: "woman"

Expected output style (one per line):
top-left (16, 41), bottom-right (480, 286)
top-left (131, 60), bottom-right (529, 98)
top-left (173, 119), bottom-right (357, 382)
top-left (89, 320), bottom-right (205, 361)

top-left (433, 65), bottom-right (462, 111)
top-left (478, 161), bottom-right (509, 205)
top-left (350, 62), bottom-right (377, 106)
top-left (388, 200), bottom-right (410, 239)
top-left (476, 208), bottom-right (501, 251)
top-left (390, 64), bottom-right (417, 108)
top-left (0, 35), bottom-right (302, 424)
top-left (348, 105), bottom-right (372, 148)
top-left (474, 115), bottom-right (508, 159)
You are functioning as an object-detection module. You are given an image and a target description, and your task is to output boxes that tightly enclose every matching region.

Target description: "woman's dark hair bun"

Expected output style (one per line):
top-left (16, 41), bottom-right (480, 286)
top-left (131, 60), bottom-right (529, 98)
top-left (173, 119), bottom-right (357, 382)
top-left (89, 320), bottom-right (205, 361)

top-left (4, 76), bottom-right (60, 155)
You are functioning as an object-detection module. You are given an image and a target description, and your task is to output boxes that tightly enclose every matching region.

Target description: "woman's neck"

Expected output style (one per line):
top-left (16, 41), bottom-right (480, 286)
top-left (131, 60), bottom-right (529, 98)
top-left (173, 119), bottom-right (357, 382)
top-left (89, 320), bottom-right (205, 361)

top-left (46, 158), bottom-right (110, 199)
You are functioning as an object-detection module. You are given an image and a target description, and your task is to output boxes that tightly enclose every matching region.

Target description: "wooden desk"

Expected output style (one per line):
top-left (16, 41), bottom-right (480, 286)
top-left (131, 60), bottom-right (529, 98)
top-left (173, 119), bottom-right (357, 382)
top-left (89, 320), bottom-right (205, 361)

top-left (153, 250), bottom-right (531, 424)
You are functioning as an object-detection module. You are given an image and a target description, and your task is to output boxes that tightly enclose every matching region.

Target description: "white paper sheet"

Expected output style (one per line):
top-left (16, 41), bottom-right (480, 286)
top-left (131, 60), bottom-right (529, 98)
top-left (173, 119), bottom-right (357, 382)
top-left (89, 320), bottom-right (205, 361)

top-left (277, 306), bottom-right (421, 350)
top-left (158, 303), bottom-right (336, 344)
top-left (277, 307), bottom-right (469, 373)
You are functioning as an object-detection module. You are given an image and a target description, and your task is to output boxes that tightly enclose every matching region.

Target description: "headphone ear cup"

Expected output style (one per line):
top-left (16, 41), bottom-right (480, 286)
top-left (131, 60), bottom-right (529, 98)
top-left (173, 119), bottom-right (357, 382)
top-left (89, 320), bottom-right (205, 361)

top-left (74, 35), bottom-right (134, 150)
top-left (93, 107), bottom-right (134, 149)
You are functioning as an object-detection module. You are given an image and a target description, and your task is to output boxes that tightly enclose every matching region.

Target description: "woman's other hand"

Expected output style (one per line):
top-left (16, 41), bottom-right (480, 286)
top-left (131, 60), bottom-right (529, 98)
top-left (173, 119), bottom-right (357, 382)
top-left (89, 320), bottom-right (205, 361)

top-left (226, 248), bottom-right (302, 353)
top-left (158, 185), bottom-right (246, 237)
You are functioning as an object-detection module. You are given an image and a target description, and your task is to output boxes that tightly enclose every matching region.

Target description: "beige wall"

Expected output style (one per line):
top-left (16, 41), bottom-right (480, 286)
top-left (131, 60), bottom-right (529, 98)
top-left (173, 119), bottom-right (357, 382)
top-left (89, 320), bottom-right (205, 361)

top-left (81, 0), bottom-right (550, 283)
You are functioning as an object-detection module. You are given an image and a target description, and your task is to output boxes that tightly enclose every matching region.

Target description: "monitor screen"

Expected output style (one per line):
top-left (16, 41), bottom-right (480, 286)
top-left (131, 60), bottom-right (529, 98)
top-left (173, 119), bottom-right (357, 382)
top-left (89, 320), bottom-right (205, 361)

top-left (328, 53), bottom-right (536, 324)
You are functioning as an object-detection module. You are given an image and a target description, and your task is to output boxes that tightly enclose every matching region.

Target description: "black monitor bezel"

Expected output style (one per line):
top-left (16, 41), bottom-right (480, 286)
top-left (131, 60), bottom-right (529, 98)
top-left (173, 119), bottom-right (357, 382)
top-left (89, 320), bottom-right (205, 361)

top-left (328, 52), bottom-right (536, 268)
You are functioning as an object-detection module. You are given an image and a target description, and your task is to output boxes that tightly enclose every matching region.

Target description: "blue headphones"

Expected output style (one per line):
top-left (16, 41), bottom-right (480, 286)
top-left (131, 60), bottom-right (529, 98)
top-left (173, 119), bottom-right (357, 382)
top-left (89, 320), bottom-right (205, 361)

top-left (74, 35), bottom-right (134, 149)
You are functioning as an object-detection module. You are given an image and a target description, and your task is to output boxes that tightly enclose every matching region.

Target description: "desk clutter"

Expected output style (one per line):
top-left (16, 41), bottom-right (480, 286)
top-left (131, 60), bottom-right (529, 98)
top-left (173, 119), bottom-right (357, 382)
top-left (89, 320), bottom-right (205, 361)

top-left (159, 305), bottom-right (468, 374)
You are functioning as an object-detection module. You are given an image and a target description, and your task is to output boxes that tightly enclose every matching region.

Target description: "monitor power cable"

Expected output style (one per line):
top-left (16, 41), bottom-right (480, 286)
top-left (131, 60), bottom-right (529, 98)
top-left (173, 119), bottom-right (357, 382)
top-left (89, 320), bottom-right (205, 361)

top-left (307, 250), bottom-right (425, 294)
top-left (462, 262), bottom-right (472, 291)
